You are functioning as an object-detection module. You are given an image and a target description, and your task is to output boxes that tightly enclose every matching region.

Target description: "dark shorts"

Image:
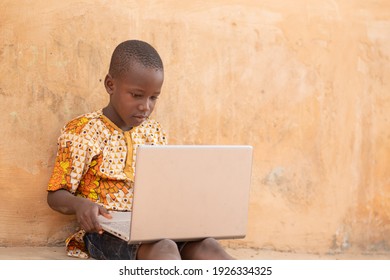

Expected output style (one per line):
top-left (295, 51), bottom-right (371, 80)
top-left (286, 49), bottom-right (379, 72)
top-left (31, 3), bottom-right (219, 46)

top-left (84, 232), bottom-right (187, 260)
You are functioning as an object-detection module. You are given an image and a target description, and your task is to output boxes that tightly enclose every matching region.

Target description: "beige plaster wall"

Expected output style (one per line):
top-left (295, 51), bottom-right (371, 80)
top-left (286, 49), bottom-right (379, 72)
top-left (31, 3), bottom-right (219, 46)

top-left (0, 0), bottom-right (389, 255)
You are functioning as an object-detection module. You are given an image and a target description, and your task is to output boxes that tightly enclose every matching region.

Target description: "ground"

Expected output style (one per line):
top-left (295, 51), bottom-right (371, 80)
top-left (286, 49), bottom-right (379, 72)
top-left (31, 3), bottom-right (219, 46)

top-left (0, 246), bottom-right (388, 260)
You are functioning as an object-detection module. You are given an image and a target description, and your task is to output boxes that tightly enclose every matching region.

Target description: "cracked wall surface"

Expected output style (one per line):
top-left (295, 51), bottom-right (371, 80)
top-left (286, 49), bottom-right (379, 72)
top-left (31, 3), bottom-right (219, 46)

top-left (0, 0), bottom-right (389, 254)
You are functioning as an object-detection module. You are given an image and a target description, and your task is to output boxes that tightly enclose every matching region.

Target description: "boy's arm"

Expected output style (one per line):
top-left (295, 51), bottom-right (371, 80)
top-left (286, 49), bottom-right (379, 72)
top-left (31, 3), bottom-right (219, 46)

top-left (47, 190), bottom-right (111, 233)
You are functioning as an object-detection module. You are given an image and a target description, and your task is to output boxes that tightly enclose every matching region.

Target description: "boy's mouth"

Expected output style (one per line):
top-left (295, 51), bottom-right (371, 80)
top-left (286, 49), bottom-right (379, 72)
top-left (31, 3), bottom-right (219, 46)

top-left (134, 115), bottom-right (147, 122)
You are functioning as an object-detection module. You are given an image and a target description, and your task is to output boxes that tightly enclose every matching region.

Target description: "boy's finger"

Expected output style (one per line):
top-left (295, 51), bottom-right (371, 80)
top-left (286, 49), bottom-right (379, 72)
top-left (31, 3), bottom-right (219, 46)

top-left (93, 218), bottom-right (103, 234)
top-left (98, 205), bottom-right (112, 219)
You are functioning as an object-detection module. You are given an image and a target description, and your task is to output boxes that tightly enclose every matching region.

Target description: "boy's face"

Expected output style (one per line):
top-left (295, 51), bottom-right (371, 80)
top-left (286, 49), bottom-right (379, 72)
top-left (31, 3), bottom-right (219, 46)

top-left (104, 62), bottom-right (164, 131)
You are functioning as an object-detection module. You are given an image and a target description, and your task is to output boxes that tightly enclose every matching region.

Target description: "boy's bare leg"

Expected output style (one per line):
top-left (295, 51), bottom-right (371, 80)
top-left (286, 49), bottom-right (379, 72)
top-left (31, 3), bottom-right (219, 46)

top-left (180, 238), bottom-right (235, 260)
top-left (137, 239), bottom-right (181, 260)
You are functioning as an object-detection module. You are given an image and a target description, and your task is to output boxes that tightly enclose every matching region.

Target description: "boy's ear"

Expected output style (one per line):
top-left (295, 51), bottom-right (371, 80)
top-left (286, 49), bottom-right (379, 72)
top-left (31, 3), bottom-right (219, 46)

top-left (104, 74), bottom-right (115, 95)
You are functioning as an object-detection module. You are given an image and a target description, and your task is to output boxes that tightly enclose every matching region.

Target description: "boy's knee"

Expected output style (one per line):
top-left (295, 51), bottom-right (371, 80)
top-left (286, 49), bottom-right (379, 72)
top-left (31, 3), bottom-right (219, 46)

top-left (181, 238), bottom-right (229, 260)
top-left (155, 239), bottom-right (180, 252)
top-left (137, 239), bottom-right (180, 260)
top-left (197, 238), bottom-right (220, 251)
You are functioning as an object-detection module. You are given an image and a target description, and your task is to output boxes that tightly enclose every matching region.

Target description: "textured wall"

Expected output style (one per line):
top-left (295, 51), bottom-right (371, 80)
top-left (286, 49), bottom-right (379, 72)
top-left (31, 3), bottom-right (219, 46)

top-left (0, 0), bottom-right (389, 254)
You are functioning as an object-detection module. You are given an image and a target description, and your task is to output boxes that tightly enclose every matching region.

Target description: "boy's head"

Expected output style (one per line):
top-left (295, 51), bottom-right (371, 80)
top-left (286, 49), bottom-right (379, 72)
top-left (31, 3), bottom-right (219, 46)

top-left (108, 40), bottom-right (164, 78)
top-left (104, 40), bottom-right (164, 131)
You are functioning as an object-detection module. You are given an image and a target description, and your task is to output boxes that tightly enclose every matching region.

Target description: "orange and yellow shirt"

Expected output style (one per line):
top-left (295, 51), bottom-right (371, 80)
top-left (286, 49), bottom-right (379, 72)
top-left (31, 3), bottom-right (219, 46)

top-left (47, 109), bottom-right (167, 258)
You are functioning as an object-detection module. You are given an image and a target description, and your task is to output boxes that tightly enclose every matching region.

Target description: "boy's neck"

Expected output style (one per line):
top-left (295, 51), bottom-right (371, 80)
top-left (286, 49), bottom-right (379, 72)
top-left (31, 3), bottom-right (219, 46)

top-left (102, 106), bottom-right (133, 132)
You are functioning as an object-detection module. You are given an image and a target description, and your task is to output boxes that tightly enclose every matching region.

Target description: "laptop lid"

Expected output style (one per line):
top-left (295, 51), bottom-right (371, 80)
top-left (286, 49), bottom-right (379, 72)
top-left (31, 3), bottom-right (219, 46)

top-left (128, 145), bottom-right (253, 244)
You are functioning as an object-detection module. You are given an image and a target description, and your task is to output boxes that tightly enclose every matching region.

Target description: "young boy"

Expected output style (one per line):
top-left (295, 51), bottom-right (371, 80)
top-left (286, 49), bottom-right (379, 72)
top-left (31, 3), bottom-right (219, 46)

top-left (47, 40), bottom-right (234, 260)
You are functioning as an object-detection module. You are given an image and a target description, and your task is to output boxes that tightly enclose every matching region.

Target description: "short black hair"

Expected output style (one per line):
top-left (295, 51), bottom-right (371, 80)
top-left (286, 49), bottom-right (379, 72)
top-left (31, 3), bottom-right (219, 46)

top-left (108, 40), bottom-right (163, 78)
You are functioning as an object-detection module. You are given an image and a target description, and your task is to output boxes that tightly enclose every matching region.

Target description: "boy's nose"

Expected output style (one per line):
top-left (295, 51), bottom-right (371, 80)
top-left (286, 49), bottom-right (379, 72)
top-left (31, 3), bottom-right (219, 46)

top-left (139, 99), bottom-right (150, 111)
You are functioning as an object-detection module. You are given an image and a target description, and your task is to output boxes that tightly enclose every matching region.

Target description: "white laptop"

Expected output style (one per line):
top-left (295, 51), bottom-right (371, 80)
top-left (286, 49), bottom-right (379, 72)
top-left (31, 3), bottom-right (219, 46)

top-left (97, 145), bottom-right (253, 244)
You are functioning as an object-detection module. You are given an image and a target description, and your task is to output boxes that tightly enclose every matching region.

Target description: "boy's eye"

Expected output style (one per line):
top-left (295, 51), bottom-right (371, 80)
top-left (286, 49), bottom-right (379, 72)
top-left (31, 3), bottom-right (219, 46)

top-left (131, 93), bottom-right (143, 98)
top-left (151, 96), bottom-right (159, 101)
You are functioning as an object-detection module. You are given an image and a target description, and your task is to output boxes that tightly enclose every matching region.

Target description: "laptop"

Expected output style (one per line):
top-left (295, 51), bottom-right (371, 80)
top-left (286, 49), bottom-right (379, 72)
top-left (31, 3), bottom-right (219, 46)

top-left (97, 145), bottom-right (253, 244)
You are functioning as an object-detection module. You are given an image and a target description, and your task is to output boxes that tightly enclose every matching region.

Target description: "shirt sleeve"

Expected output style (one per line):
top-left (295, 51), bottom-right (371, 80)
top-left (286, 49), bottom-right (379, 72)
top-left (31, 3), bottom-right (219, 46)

top-left (47, 132), bottom-right (92, 194)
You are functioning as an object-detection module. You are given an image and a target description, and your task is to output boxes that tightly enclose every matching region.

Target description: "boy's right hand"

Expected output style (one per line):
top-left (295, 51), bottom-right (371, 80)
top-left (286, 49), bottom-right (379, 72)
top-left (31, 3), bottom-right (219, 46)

top-left (75, 199), bottom-right (112, 234)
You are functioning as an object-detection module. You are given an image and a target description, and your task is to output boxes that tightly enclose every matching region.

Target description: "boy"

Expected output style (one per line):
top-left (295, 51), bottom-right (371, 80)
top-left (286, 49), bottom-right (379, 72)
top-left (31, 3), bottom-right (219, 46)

top-left (47, 40), bottom-right (234, 260)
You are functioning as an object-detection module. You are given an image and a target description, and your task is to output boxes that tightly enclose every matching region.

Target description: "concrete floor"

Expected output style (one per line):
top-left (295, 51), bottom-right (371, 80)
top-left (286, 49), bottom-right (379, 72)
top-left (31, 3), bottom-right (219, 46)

top-left (0, 246), bottom-right (388, 260)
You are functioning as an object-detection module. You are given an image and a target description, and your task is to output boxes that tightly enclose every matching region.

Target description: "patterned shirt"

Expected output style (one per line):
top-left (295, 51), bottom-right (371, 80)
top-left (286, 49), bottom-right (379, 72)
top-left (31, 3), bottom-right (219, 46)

top-left (47, 109), bottom-right (167, 258)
